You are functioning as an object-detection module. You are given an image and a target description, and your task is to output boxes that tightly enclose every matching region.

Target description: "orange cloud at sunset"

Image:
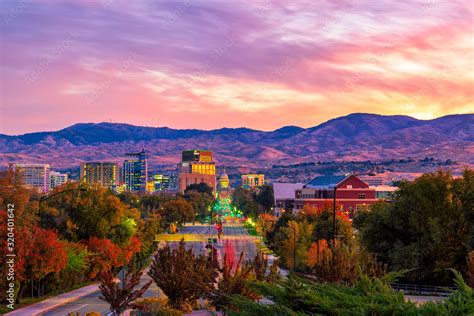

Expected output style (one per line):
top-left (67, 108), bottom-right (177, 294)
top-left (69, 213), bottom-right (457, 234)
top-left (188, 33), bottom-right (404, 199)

top-left (0, 0), bottom-right (472, 134)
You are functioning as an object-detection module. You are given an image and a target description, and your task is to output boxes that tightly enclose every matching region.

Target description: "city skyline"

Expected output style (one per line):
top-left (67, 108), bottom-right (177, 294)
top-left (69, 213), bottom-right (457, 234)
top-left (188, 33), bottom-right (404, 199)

top-left (1, 0), bottom-right (473, 134)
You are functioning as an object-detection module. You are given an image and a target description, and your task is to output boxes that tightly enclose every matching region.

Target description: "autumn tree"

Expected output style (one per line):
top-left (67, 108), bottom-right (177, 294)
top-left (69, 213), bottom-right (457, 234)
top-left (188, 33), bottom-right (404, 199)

top-left (148, 240), bottom-right (215, 311)
top-left (99, 270), bottom-right (151, 316)
top-left (273, 220), bottom-right (314, 270)
top-left (83, 237), bottom-right (122, 279)
top-left (209, 252), bottom-right (260, 311)
top-left (43, 183), bottom-right (140, 244)
top-left (256, 213), bottom-right (277, 240)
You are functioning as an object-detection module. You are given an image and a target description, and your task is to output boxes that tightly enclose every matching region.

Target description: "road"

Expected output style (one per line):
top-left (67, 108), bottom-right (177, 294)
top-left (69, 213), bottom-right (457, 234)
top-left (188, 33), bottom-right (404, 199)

top-left (42, 223), bottom-right (257, 316)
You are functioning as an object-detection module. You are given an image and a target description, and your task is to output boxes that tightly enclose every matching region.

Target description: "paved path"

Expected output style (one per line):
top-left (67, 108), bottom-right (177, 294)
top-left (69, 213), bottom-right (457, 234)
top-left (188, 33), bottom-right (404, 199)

top-left (11, 223), bottom-right (256, 316)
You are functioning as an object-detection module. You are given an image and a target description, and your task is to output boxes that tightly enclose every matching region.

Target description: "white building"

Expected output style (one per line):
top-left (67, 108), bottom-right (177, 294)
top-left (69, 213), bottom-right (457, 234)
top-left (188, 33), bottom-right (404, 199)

top-left (13, 163), bottom-right (51, 192)
top-left (50, 171), bottom-right (68, 189)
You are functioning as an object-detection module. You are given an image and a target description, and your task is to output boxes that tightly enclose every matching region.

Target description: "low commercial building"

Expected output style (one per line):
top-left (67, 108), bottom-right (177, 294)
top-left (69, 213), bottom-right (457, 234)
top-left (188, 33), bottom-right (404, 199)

top-left (272, 182), bottom-right (304, 217)
top-left (241, 174), bottom-right (265, 189)
top-left (294, 175), bottom-right (378, 217)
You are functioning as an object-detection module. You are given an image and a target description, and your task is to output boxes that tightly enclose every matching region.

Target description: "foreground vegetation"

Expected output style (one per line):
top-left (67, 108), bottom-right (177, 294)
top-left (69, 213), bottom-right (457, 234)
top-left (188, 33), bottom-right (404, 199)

top-left (226, 271), bottom-right (474, 315)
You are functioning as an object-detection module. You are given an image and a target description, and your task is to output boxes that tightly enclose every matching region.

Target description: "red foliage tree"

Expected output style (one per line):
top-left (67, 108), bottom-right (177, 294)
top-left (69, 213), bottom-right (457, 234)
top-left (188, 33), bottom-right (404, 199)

top-left (29, 227), bottom-right (68, 280)
top-left (83, 237), bottom-right (122, 279)
top-left (120, 235), bottom-right (142, 264)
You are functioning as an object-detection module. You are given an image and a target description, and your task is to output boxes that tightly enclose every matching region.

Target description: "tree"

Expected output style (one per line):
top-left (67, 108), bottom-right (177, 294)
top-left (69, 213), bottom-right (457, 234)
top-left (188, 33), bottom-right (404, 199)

top-left (184, 191), bottom-right (214, 221)
top-left (256, 213), bottom-right (277, 240)
top-left (160, 199), bottom-right (195, 226)
top-left (185, 182), bottom-right (213, 195)
top-left (43, 183), bottom-right (140, 244)
top-left (84, 237), bottom-right (122, 279)
top-left (302, 203), bottom-right (353, 246)
top-left (232, 188), bottom-right (259, 217)
top-left (354, 170), bottom-right (472, 284)
top-left (148, 240), bottom-right (215, 311)
top-left (209, 252), bottom-right (260, 311)
top-left (99, 270), bottom-right (151, 316)
top-left (274, 220), bottom-right (314, 270)
top-left (256, 185), bottom-right (274, 212)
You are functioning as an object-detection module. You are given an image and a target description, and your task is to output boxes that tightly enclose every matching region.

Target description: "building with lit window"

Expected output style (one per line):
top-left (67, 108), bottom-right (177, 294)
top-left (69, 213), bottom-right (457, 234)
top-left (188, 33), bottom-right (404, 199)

top-left (242, 174), bottom-right (265, 189)
top-left (50, 171), bottom-right (68, 189)
top-left (123, 149), bottom-right (148, 191)
top-left (294, 175), bottom-right (378, 217)
top-left (152, 174), bottom-right (177, 192)
top-left (80, 162), bottom-right (119, 188)
top-left (178, 150), bottom-right (216, 192)
top-left (13, 163), bottom-right (51, 192)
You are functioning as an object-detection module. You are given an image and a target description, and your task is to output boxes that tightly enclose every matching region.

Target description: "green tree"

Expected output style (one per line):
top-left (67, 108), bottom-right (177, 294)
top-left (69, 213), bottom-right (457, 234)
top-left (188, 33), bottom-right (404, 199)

top-left (185, 182), bottom-right (213, 195)
top-left (256, 185), bottom-right (274, 212)
top-left (274, 220), bottom-right (314, 270)
top-left (354, 170), bottom-right (472, 284)
top-left (232, 188), bottom-right (259, 217)
top-left (184, 191), bottom-right (214, 221)
top-left (159, 199), bottom-right (195, 226)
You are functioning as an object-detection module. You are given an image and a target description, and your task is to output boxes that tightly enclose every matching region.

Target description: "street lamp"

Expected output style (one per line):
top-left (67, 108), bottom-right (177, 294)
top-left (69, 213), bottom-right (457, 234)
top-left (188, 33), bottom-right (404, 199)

top-left (291, 224), bottom-right (297, 271)
top-left (332, 186), bottom-right (337, 247)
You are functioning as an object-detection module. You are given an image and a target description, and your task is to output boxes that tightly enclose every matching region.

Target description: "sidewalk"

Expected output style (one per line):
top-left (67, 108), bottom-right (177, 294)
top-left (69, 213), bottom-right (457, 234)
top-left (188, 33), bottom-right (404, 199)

top-left (5, 283), bottom-right (100, 316)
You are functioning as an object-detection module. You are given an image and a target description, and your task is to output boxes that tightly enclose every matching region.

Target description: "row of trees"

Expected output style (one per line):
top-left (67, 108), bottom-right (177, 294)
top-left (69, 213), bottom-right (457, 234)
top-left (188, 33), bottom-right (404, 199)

top-left (100, 240), bottom-right (280, 314)
top-left (232, 185), bottom-right (274, 217)
top-left (0, 169), bottom-right (215, 306)
top-left (263, 170), bottom-right (474, 286)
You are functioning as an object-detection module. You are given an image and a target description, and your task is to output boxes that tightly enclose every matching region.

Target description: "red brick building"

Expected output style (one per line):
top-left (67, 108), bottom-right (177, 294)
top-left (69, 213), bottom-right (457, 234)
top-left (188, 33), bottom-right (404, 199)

top-left (294, 175), bottom-right (378, 216)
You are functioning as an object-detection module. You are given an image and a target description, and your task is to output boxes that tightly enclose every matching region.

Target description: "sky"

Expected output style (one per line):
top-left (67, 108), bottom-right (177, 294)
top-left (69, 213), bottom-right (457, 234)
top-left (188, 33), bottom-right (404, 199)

top-left (0, 0), bottom-right (473, 135)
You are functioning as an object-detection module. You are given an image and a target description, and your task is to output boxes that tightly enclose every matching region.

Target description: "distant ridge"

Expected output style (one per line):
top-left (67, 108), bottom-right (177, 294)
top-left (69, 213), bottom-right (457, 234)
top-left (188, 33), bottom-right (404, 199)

top-left (1, 113), bottom-right (473, 168)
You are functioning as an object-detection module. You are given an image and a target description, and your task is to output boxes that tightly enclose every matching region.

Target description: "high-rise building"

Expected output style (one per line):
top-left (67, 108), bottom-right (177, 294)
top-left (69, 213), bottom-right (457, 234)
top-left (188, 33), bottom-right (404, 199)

top-left (123, 149), bottom-right (148, 191)
top-left (178, 150), bottom-right (216, 192)
top-left (50, 171), bottom-right (68, 189)
top-left (242, 174), bottom-right (265, 189)
top-left (80, 162), bottom-right (119, 188)
top-left (152, 174), bottom-right (172, 192)
top-left (13, 163), bottom-right (51, 192)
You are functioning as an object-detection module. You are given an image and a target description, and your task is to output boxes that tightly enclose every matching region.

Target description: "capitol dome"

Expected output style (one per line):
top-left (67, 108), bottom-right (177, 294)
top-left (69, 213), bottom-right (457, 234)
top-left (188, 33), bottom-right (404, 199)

top-left (219, 170), bottom-right (230, 189)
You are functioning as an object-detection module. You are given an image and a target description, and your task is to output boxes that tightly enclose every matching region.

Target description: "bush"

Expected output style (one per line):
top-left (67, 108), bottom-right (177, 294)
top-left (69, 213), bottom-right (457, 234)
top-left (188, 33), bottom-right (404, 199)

top-left (132, 297), bottom-right (184, 316)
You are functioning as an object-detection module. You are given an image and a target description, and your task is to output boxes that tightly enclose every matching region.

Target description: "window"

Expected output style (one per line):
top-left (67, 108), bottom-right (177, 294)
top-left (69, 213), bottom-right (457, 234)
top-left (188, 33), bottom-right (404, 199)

top-left (347, 185), bottom-right (352, 189)
top-left (358, 193), bottom-right (366, 199)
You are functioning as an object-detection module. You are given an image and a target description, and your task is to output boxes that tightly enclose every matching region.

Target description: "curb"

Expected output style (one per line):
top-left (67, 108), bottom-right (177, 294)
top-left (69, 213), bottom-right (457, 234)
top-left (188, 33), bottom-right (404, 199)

top-left (5, 283), bottom-right (101, 316)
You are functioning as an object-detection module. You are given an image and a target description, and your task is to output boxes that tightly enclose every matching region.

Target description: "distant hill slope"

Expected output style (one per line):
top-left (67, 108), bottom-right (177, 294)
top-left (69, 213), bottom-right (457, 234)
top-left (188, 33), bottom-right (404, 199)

top-left (1, 113), bottom-right (473, 169)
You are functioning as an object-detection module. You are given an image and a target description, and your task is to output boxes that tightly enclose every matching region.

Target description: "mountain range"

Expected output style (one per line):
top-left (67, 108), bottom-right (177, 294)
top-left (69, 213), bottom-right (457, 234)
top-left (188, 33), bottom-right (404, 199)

top-left (1, 113), bottom-right (473, 169)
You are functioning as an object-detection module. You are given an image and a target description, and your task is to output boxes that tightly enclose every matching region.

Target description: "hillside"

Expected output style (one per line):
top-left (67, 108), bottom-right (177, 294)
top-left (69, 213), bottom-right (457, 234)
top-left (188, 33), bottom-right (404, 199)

top-left (1, 113), bottom-right (472, 169)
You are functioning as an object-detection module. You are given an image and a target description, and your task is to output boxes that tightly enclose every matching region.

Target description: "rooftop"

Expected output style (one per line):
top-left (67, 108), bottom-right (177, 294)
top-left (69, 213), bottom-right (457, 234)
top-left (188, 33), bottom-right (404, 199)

top-left (305, 175), bottom-right (347, 189)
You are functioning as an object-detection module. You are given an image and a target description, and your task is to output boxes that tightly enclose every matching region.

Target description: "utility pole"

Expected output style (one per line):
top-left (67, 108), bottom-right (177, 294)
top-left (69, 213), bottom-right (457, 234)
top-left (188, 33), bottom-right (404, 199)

top-left (418, 209), bottom-right (421, 295)
top-left (332, 186), bottom-right (337, 247)
top-left (38, 188), bottom-right (87, 228)
top-left (292, 225), bottom-right (296, 271)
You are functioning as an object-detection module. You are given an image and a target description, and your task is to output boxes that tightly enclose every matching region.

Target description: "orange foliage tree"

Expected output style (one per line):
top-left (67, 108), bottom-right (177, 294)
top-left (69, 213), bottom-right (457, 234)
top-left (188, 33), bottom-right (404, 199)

top-left (83, 237), bottom-right (122, 279)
